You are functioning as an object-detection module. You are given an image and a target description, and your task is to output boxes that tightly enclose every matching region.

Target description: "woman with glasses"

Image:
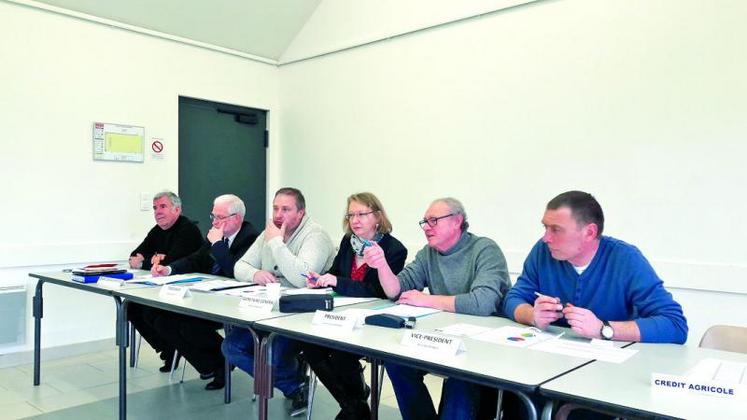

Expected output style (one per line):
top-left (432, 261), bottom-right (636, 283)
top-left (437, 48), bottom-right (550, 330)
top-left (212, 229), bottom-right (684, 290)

top-left (302, 192), bottom-right (407, 419)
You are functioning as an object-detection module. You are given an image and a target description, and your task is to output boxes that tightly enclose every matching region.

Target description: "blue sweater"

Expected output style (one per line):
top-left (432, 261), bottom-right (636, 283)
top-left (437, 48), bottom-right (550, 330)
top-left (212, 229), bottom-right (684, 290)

top-left (503, 236), bottom-right (688, 344)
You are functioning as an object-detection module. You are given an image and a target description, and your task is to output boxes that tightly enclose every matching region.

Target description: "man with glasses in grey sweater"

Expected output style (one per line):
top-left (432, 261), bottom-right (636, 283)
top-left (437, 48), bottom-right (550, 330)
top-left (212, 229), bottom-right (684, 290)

top-left (365, 197), bottom-right (511, 420)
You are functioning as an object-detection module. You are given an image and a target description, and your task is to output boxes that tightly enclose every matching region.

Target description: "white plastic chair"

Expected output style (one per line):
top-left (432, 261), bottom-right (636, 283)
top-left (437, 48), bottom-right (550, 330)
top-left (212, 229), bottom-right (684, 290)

top-left (699, 325), bottom-right (747, 353)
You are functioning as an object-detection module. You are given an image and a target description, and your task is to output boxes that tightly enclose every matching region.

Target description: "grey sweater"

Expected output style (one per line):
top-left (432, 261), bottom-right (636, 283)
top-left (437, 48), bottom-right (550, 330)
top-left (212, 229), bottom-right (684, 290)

top-left (234, 215), bottom-right (335, 288)
top-left (397, 232), bottom-right (510, 316)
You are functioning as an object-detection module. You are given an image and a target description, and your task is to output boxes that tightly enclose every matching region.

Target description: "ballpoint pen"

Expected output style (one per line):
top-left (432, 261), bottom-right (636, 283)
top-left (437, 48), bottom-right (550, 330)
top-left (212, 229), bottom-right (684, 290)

top-left (300, 272), bottom-right (318, 284)
top-left (534, 291), bottom-right (565, 309)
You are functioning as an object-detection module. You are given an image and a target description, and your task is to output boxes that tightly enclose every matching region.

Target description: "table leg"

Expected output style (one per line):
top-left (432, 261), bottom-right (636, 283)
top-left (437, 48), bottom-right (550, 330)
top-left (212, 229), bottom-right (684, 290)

top-left (370, 359), bottom-right (381, 420)
top-left (257, 333), bottom-right (276, 420)
top-left (129, 322), bottom-right (137, 368)
top-left (224, 323), bottom-right (234, 404)
top-left (32, 280), bottom-right (44, 386)
top-left (250, 329), bottom-right (261, 402)
top-left (115, 298), bottom-right (129, 420)
top-left (224, 356), bottom-right (232, 404)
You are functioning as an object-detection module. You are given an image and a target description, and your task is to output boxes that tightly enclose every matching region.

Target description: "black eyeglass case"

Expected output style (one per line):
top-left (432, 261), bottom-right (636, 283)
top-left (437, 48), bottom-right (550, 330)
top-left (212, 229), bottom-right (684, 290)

top-left (279, 294), bottom-right (334, 313)
top-left (365, 314), bottom-right (416, 329)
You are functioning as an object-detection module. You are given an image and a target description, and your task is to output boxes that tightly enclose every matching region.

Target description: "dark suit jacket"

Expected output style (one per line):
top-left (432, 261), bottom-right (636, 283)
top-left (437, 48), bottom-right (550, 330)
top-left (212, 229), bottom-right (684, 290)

top-left (328, 233), bottom-right (408, 298)
top-left (131, 215), bottom-right (204, 270)
top-left (169, 221), bottom-right (259, 278)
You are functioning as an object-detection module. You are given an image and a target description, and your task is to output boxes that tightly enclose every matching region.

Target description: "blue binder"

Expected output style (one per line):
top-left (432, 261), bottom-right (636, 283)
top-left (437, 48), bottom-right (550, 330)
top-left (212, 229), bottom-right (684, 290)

top-left (71, 272), bottom-right (134, 283)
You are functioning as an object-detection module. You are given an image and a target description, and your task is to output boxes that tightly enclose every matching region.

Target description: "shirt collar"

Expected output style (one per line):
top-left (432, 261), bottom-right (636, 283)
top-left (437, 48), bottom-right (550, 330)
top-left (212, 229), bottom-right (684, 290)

top-left (225, 230), bottom-right (239, 248)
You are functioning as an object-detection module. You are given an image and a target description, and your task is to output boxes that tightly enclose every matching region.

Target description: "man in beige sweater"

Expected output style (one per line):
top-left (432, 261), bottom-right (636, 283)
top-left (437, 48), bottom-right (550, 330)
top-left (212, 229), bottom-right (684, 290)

top-left (225, 187), bottom-right (334, 412)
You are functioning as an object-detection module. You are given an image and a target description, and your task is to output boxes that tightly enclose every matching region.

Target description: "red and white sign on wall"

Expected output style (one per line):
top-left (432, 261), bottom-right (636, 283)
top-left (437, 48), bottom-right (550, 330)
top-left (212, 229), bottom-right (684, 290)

top-left (150, 138), bottom-right (166, 160)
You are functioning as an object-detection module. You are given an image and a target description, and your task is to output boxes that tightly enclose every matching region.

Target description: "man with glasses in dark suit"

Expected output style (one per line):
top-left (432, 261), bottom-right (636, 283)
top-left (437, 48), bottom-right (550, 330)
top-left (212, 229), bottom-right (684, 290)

top-left (150, 194), bottom-right (259, 390)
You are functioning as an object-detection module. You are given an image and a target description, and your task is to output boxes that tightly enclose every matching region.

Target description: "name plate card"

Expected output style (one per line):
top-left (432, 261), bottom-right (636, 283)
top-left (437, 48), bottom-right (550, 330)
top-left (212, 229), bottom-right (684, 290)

top-left (652, 373), bottom-right (745, 399)
top-left (652, 358), bottom-right (747, 400)
top-left (159, 285), bottom-right (191, 300)
top-left (312, 310), bottom-right (357, 331)
top-left (239, 296), bottom-right (274, 313)
top-left (401, 331), bottom-right (466, 357)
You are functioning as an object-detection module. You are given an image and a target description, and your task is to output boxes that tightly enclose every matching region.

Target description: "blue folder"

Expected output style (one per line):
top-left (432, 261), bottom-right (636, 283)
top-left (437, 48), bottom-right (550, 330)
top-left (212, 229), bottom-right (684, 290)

top-left (72, 272), bottom-right (134, 283)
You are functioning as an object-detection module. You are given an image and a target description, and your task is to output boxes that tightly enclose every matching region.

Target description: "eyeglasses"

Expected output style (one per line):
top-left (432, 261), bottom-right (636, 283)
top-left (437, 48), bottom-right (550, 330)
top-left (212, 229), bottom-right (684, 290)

top-left (209, 213), bottom-right (236, 221)
top-left (345, 211), bottom-right (375, 220)
top-left (418, 213), bottom-right (455, 228)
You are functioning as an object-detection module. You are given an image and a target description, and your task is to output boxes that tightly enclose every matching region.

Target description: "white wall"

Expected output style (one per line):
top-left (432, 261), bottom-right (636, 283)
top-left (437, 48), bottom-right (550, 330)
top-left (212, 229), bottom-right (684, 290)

top-left (0, 1), bottom-right (279, 355)
top-left (2, 0), bottom-right (745, 360)
top-left (278, 0), bottom-right (747, 344)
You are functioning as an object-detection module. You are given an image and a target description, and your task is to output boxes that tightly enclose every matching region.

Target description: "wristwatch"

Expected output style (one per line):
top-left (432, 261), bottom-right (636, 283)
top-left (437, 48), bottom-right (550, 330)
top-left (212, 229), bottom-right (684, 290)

top-left (600, 320), bottom-right (614, 340)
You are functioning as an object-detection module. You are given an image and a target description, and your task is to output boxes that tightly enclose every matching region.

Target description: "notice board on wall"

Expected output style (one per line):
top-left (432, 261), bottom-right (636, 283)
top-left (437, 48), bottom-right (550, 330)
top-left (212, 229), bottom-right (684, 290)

top-left (92, 121), bottom-right (144, 162)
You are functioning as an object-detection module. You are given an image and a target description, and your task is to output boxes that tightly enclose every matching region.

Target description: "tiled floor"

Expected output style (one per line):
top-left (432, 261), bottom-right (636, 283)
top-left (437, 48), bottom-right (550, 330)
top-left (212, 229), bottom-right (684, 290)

top-left (0, 344), bottom-right (444, 419)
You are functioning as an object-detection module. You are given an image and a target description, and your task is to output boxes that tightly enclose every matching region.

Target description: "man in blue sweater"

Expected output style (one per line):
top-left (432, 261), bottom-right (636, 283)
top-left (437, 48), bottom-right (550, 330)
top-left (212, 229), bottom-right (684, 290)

top-left (504, 191), bottom-right (688, 344)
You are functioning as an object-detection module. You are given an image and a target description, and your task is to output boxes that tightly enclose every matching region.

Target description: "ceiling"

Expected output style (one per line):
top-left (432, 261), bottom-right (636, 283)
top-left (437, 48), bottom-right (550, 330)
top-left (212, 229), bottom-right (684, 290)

top-left (32, 0), bottom-right (322, 61)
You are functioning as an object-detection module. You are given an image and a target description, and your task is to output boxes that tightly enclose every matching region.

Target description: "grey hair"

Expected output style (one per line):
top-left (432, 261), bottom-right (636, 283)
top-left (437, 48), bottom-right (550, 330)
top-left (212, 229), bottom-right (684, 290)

top-left (432, 197), bottom-right (469, 232)
top-left (214, 194), bottom-right (246, 218)
top-left (153, 191), bottom-right (181, 208)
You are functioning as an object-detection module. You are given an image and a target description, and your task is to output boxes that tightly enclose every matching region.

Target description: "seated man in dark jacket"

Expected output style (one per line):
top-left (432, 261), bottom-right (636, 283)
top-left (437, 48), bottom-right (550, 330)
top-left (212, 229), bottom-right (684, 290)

top-left (128, 191), bottom-right (203, 375)
top-left (151, 194), bottom-right (258, 390)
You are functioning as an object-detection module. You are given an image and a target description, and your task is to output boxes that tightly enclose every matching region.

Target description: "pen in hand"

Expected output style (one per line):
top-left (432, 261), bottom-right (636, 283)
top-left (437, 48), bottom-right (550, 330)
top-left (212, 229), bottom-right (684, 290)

top-left (534, 291), bottom-right (565, 310)
top-left (300, 272), bottom-right (318, 285)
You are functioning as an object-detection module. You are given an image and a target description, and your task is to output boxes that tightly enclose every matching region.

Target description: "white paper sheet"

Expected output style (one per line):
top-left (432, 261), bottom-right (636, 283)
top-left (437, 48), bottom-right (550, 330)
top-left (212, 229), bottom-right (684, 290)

top-left (372, 303), bottom-right (441, 318)
top-left (470, 326), bottom-right (561, 347)
top-left (434, 323), bottom-right (493, 338)
top-left (531, 338), bottom-right (637, 363)
top-left (188, 279), bottom-right (248, 292)
top-left (334, 297), bottom-right (378, 307)
top-left (687, 358), bottom-right (747, 384)
top-left (131, 274), bottom-right (207, 286)
top-left (715, 361), bottom-right (747, 384)
top-left (216, 287), bottom-right (256, 297)
top-left (216, 285), bottom-right (277, 297)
